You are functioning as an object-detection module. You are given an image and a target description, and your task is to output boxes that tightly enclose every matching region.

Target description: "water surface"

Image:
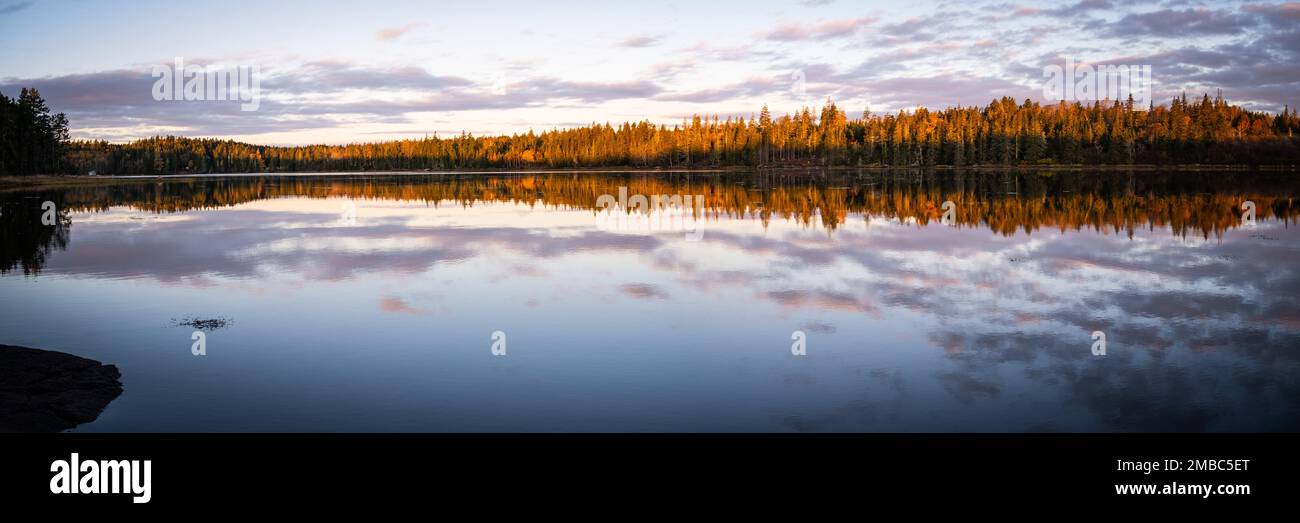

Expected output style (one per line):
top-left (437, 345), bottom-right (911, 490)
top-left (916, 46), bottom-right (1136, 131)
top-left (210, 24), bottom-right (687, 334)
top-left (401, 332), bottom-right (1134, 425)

top-left (1, 170), bottom-right (1297, 432)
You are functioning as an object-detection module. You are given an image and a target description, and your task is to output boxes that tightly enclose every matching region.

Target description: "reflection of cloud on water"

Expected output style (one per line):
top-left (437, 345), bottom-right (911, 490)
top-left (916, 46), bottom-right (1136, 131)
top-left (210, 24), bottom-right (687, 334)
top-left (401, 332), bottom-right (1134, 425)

top-left (619, 283), bottom-right (667, 299)
top-left (27, 193), bottom-right (1300, 431)
top-left (379, 296), bottom-right (424, 315)
top-left (657, 213), bottom-right (1300, 430)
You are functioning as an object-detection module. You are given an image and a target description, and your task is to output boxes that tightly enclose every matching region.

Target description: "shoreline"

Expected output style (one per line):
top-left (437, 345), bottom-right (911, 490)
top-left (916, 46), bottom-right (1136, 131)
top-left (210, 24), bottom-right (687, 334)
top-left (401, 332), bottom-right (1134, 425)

top-left (3, 164), bottom-right (1296, 189)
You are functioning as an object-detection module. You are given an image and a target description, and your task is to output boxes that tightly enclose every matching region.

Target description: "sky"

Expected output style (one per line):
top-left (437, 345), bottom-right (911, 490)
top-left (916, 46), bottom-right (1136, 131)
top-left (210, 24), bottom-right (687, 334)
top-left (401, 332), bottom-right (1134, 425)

top-left (1, 0), bottom-right (1297, 145)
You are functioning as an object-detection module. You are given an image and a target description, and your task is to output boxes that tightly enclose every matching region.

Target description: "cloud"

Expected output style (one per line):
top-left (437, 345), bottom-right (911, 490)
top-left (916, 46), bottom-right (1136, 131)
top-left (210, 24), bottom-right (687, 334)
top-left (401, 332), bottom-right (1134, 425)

top-left (1058, 33), bottom-right (1300, 111)
top-left (376, 23), bottom-right (419, 41)
top-left (508, 77), bottom-right (663, 102)
top-left (682, 41), bottom-right (779, 63)
top-left (1013, 0), bottom-right (1113, 18)
top-left (0, 68), bottom-right (152, 112)
top-left (850, 74), bottom-right (1040, 109)
top-left (0, 1), bottom-right (32, 15)
top-left (1243, 2), bottom-right (1300, 27)
top-left (873, 15), bottom-right (947, 43)
top-left (655, 75), bottom-right (785, 103)
top-left (617, 34), bottom-right (661, 48)
top-left (1054, 0), bottom-right (1112, 15)
top-left (0, 61), bottom-right (668, 139)
top-left (1107, 7), bottom-right (1258, 37)
top-left (268, 60), bottom-right (473, 93)
top-left (8, 0), bottom-right (1300, 140)
top-left (0, 68), bottom-right (406, 138)
top-left (761, 18), bottom-right (870, 41)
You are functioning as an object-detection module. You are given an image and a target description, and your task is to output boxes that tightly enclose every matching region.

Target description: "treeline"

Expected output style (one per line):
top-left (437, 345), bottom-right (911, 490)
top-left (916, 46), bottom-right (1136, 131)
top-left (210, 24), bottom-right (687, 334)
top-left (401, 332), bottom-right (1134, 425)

top-left (5, 89), bottom-right (1299, 175)
top-left (0, 89), bottom-right (70, 175)
top-left (63, 95), bottom-right (1300, 174)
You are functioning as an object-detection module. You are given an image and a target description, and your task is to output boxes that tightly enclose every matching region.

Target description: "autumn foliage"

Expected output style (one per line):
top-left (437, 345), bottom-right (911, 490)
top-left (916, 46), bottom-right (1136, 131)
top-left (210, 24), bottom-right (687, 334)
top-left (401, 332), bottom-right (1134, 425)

top-left (60, 95), bottom-right (1299, 175)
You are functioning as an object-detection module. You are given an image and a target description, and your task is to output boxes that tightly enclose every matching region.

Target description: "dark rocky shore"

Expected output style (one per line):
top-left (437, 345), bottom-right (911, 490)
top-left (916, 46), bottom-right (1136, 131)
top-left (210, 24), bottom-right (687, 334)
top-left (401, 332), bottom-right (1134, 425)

top-left (0, 344), bottom-right (122, 432)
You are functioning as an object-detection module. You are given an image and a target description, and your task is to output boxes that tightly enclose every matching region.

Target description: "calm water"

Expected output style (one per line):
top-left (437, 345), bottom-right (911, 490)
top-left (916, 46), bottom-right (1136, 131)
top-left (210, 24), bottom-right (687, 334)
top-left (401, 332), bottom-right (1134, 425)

top-left (2, 170), bottom-right (1298, 432)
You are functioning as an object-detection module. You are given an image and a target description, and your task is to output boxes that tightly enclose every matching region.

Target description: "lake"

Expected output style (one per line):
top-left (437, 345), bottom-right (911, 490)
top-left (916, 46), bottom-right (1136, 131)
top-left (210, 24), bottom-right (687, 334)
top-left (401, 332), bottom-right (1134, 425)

top-left (1, 170), bottom-right (1298, 432)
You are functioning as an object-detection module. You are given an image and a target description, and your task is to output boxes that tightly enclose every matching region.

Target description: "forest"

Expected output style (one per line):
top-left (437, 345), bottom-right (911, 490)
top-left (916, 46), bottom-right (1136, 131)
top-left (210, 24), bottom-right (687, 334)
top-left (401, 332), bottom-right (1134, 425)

top-left (0, 88), bottom-right (71, 175)
top-left (3, 88), bottom-right (1299, 175)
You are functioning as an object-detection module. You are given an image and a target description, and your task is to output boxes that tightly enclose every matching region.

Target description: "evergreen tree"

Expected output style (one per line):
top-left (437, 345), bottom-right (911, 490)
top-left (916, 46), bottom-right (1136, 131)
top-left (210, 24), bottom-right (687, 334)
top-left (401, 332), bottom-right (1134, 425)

top-left (0, 88), bottom-right (70, 175)
top-left (6, 91), bottom-right (1293, 175)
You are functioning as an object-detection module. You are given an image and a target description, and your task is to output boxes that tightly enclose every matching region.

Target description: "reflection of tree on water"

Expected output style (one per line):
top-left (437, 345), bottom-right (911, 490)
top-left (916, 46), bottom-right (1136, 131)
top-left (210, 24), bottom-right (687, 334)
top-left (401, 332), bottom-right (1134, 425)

top-left (0, 193), bottom-right (70, 275)
top-left (46, 170), bottom-right (1300, 233)
top-left (4, 170), bottom-right (1298, 274)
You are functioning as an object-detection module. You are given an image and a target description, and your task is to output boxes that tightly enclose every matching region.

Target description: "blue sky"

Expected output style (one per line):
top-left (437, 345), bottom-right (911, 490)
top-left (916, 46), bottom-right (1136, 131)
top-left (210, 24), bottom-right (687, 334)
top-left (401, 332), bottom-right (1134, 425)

top-left (2, 0), bottom-right (1297, 144)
